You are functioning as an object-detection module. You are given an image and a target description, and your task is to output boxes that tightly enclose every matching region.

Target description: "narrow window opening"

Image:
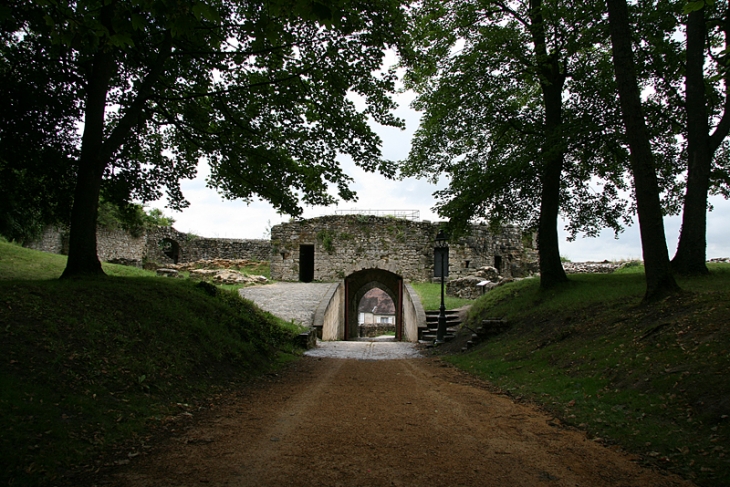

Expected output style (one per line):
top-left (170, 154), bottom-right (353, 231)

top-left (494, 255), bottom-right (502, 272)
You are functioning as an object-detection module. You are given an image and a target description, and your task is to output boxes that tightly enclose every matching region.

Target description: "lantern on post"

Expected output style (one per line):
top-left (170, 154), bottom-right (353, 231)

top-left (433, 229), bottom-right (449, 343)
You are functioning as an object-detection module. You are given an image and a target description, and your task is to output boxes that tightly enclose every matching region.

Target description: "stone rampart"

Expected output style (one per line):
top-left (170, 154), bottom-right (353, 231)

top-left (146, 227), bottom-right (269, 266)
top-left (27, 226), bottom-right (271, 267)
top-left (270, 215), bottom-right (536, 282)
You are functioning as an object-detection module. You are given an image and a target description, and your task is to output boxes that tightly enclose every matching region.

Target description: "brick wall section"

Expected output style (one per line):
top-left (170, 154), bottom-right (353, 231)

top-left (270, 215), bottom-right (537, 282)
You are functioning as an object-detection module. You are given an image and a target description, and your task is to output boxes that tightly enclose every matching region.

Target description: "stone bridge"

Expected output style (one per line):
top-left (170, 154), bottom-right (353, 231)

top-left (239, 268), bottom-right (427, 342)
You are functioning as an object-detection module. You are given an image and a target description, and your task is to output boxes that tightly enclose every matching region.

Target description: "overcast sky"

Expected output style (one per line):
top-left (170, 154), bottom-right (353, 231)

top-left (148, 84), bottom-right (730, 263)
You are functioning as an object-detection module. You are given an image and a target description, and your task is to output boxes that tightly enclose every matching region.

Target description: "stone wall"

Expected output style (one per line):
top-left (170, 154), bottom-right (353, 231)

top-left (270, 215), bottom-right (536, 283)
top-left (146, 227), bottom-right (270, 266)
top-left (97, 228), bottom-right (147, 265)
top-left (27, 225), bottom-right (271, 267)
top-left (26, 226), bottom-right (67, 255)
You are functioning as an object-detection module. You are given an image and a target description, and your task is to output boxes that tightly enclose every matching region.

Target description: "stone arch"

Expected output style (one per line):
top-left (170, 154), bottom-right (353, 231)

top-left (345, 268), bottom-right (403, 341)
top-left (159, 238), bottom-right (180, 264)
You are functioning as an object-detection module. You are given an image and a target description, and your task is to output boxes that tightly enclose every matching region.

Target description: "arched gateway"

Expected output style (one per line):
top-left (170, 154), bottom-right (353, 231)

top-left (313, 268), bottom-right (426, 342)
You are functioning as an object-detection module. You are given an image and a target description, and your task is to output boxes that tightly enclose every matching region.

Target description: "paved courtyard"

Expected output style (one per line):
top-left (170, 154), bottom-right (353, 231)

top-left (239, 282), bottom-right (335, 326)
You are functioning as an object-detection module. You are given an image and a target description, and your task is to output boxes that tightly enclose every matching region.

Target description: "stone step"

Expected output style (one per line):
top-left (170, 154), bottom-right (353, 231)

top-left (425, 317), bottom-right (461, 325)
top-left (425, 310), bottom-right (461, 317)
top-left (477, 319), bottom-right (509, 336)
top-left (419, 332), bottom-right (455, 343)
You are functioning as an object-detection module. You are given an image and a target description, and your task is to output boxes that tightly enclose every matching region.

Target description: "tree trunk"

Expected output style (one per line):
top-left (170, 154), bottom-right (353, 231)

top-left (538, 75), bottom-right (569, 288)
top-left (672, 7), bottom-right (730, 275)
top-left (61, 49), bottom-right (115, 278)
top-left (61, 31), bottom-right (173, 279)
top-left (530, 0), bottom-right (568, 289)
top-left (606, 0), bottom-right (680, 301)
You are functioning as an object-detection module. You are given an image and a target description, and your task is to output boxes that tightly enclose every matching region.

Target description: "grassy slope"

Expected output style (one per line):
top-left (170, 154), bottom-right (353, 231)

top-left (0, 242), bottom-right (302, 487)
top-left (448, 266), bottom-right (730, 486)
top-left (410, 282), bottom-right (473, 310)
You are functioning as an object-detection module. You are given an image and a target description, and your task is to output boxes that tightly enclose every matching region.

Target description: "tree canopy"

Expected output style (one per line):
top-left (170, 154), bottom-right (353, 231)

top-left (399, 0), bottom-right (633, 288)
top-left (1, 0), bottom-right (408, 276)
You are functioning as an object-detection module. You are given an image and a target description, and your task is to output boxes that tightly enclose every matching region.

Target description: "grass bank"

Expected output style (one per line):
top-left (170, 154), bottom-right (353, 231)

top-left (410, 281), bottom-right (473, 310)
top-left (0, 241), bottom-right (303, 486)
top-left (448, 265), bottom-right (730, 486)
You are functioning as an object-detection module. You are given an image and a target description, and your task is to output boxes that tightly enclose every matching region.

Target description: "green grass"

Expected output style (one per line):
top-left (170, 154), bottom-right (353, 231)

top-left (448, 265), bottom-right (730, 486)
top-left (0, 239), bottom-right (159, 280)
top-left (0, 242), bottom-right (304, 486)
top-left (410, 282), bottom-right (474, 310)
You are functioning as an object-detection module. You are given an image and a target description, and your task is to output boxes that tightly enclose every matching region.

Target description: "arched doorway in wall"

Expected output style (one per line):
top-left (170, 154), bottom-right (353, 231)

top-left (345, 269), bottom-right (403, 341)
top-left (159, 238), bottom-right (180, 264)
top-left (357, 287), bottom-right (397, 339)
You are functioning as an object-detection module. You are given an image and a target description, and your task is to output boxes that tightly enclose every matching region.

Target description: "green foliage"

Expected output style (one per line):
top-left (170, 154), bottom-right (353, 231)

top-left (0, 11), bottom-right (79, 244)
top-left (316, 229), bottom-right (336, 253)
top-left (453, 266), bottom-right (730, 485)
top-left (97, 200), bottom-right (175, 237)
top-left (399, 0), bottom-right (632, 239)
top-left (3, 0), bottom-right (408, 216)
top-left (0, 242), bottom-right (302, 486)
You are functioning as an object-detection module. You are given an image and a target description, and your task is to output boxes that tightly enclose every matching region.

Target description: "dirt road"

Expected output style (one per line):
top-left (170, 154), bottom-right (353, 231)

top-left (108, 357), bottom-right (694, 487)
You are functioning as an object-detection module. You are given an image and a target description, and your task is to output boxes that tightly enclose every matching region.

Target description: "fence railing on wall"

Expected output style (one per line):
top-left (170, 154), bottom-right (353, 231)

top-left (334, 209), bottom-right (420, 221)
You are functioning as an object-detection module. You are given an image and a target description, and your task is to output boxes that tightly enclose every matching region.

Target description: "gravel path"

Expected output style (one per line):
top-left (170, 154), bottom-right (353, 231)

top-left (304, 337), bottom-right (422, 360)
top-left (239, 282), bottom-right (335, 326)
top-left (107, 357), bottom-right (695, 487)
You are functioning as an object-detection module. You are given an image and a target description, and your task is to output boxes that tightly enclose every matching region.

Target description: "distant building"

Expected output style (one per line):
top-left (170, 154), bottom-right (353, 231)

top-left (358, 288), bottom-right (396, 325)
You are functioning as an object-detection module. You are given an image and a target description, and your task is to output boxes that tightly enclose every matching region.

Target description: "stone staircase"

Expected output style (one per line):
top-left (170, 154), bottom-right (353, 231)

top-left (419, 309), bottom-right (462, 343)
top-left (460, 319), bottom-right (509, 352)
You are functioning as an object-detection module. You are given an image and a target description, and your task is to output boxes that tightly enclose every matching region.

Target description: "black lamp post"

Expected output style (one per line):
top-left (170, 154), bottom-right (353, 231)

top-left (434, 230), bottom-right (449, 343)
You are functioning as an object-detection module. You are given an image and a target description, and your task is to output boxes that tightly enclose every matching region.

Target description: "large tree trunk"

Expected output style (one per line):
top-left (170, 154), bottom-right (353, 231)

top-left (606, 0), bottom-right (680, 301)
top-left (61, 50), bottom-right (115, 278)
top-left (672, 7), bottom-right (730, 275)
top-left (61, 32), bottom-right (173, 279)
top-left (530, 0), bottom-right (568, 289)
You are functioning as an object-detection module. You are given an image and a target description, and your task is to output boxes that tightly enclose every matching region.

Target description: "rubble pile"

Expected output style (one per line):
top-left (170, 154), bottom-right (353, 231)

top-left (446, 266), bottom-right (517, 300)
top-left (709, 257), bottom-right (730, 263)
top-left (163, 258), bottom-right (266, 271)
top-left (154, 258), bottom-right (269, 285)
top-left (562, 261), bottom-right (624, 274)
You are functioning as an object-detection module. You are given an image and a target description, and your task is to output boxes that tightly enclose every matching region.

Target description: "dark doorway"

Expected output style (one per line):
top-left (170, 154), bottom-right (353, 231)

top-left (299, 245), bottom-right (315, 282)
top-left (159, 238), bottom-right (180, 264)
top-left (494, 255), bottom-right (502, 273)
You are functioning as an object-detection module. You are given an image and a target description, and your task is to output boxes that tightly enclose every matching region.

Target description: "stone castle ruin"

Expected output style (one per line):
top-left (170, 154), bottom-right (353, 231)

top-left (270, 215), bottom-right (537, 282)
top-left (27, 215), bottom-right (538, 283)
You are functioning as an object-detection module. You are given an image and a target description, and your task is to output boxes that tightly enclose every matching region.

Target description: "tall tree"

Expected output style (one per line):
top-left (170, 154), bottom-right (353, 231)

top-left (672, 1), bottom-right (730, 275)
top-left (3, 0), bottom-right (407, 277)
top-left (400, 0), bottom-right (631, 288)
top-left (606, 0), bottom-right (681, 300)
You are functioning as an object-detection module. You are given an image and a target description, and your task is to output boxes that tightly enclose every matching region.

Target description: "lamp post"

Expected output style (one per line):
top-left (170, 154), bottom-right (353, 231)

top-left (434, 230), bottom-right (449, 343)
